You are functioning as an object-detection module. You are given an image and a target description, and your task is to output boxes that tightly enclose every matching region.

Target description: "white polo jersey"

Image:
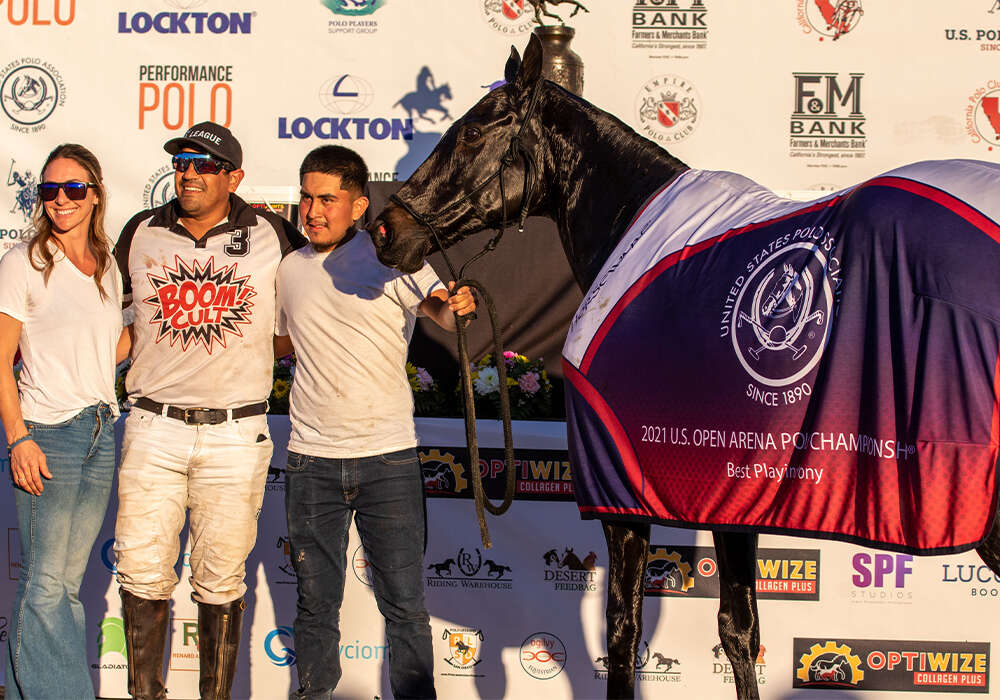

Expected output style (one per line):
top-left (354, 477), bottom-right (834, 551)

top-left (115, 194), bottom-right (304, 408)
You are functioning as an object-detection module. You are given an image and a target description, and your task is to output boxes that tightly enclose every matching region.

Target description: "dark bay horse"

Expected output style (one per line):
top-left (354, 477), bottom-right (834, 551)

top-left (370, 34), bottom-right (1000, 699)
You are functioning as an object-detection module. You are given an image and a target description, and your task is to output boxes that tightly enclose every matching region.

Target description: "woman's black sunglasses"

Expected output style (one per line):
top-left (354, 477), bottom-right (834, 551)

top-left (37, 181), bottom-right (98, 202)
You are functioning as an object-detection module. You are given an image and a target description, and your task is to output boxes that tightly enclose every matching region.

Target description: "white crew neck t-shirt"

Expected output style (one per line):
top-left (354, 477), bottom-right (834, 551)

top-left (0, 240), bottom-right (123, 423)
top-left (276, 232), bottom-right (444, 459)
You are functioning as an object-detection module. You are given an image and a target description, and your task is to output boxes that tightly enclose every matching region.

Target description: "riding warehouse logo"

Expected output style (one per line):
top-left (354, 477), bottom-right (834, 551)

top-left (594, 641), bottom-right (683, 684)
top-left (426, 546), bottom-right (514, 590)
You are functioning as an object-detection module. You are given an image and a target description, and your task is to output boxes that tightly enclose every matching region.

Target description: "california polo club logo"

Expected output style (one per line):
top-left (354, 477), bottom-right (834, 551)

top-left (595, 642), bottom-right (683, 683)
top-left (481, 0), bottom-right (534, 35)
top-left (265, 626), bottom-right (296, 667)
top-left (0, 59), bottom-right (65, 130)
top-left (443, 628), bottom-right (484, 672)
top-left (426, 547), bottom-right (513, 590)
top-left (277, 74), bottom-right (412, 141)
top-left (796, 0), bottom-right (864, 41)
top-left (143, 256), bottom-right (255, 353)
top-left (635, 75), bottom-right (700, 145)
top-left (520, 632), bottom-right (567, 680)
top-left (966, 82), bottom-right (1000, 151)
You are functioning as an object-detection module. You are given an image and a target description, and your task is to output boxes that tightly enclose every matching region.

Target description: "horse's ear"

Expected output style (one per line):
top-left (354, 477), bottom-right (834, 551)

top-left (504, 46), bottom-right (521, 84)
top-left (514, 33), bottom-right (543, 93)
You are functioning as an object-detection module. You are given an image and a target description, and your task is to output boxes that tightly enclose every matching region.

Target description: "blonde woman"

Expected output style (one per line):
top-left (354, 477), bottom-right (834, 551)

top-left (0, 144), bottom-right (128, 699)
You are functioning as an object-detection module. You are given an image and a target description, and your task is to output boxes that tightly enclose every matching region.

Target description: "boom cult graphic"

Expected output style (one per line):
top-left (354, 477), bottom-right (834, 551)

top-left (631, 0), bottom-right (708, 53)
top-left (425, 546), bottom-right (513, 590)
top-left (594, 641), bottom-right (683, 683)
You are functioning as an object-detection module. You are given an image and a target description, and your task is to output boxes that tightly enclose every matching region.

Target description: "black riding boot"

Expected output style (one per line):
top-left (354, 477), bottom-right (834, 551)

top-left (197, 598), bottom-right (245, 700)
top-left (120, 588), bottom-right (169, 700)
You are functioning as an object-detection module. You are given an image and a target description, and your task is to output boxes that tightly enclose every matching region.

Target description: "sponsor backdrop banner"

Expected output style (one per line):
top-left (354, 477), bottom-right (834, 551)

top-left (2, 1), bottom-right (999, 698)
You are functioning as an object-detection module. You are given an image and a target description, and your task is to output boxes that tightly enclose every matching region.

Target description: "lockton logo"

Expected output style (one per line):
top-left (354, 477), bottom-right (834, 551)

top-left (3, 0), bottom-right (75, 26)
top-left (143, 256), bottom-right (256, 353)
top-left (352, 543), bottom-right (373, 587)
top-left (966, 81), bottom-right (1000, 151)
top-left (542, 546), bottom-right (598, 592)
top-left (0, 59), bottom-right (65, 130)
top-left (319, 74), bottom-right (375, 115)
top-left (138, 64), bottom-right (234, 131)
top-left (442, 628), bottom-right (484, 673)
top-left (520, 632), bottom-right (567, 680)
top-left (594, 641), bottom-right (683, 683)
top-left (143, 165), bottom-right (175, 209)
top-left (277, 75), bottom-right (413, 141)
top-left (117, 5), bottom-right (253, 34)
top-left (426, 546), bottom-right (513, 590)
top-left (790, 72), bottom-right (866, 159)
top-left (265, 626), bottom-right (296, 667)
top-left (796, 0), bottom-right (864, 41)
top-left (635, 74), bottom-right (700, 145)
top-left (324, 0), bottom-right (384, 34)
top-left (631, 0), bottom-right (708, 52)
top-left (481, 0), bottom-right (534, 35)
top-left (851, 551), bottom-right (914, 603)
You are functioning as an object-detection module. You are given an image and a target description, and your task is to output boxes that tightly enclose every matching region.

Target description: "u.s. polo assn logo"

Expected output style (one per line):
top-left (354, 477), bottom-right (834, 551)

top-left (144, 255), bottom-right (255, 353)
top-left (721, 227), bottom-right (842, 404)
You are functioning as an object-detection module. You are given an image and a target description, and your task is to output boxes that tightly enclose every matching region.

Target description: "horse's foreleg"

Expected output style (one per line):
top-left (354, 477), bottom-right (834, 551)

top-left (714, 530), bottom-right (761, 700)
top-left (603, 520), bottom-right (650, 700)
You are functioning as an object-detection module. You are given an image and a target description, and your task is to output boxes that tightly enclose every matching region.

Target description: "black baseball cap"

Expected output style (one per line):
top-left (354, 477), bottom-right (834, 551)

top-left (163, 121), bottom-right (243, 169)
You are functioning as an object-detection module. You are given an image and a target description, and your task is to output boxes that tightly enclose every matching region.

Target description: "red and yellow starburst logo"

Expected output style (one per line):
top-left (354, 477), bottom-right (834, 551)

top-left (144, 255), bottom-right (255, 353)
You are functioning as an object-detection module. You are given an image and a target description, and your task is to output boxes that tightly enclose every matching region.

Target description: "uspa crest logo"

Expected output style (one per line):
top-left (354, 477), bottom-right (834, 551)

top-left (790, 72), bottom-right (866, 159)
top-left (796, 0), bottom-right (864, 41)
top-left (944, 2), bottom-right (1000, 50)
top-left (442, 628), bottom-right (485, 675)
top-left (3, 0), bottom-right (75, 26)
top-left (426, 546), bottom-right (513, 590)
top-left (0, 58), bottom-right (65, 131)
top-left (635, 75), bottom-right (700, 145)
top-left (4, 158), bottom-right (35, 248)
top-left (143, 165), bottom-right (175, 209)
top-left (324, 0), bottom-right (384, 34)
top-left (631, 0), bottom-right (708, 52)
top-left (966, 81), bottom-right (1000, 151)
top-left (481, 0), bottom-right (534, 34)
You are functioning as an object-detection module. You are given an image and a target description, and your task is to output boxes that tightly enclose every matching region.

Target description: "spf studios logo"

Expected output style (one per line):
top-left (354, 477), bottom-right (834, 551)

top-left (796, 0), bottom-right (864, 42)
top-left (0, 58), bottom-right (65, 131)
top-left (481, 0), bottom-right (534, 35)
top-left (965, 81), bottom-right (1000, 151)
top-left (520, 632), bottom-right (567, 680)
top-left (634, 75), bottom-right (700, 145)
top-left (265, 626), bottom-right (296, 667)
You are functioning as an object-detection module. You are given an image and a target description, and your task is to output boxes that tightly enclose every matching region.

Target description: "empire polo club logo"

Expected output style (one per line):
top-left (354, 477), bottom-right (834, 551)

top-left (144, 255), bottom-right (255, 353)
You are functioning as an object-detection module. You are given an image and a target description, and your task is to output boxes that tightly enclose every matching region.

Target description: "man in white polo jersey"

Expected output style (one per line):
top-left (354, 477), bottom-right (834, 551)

top-left (113, 122), bottom-right (304, 700)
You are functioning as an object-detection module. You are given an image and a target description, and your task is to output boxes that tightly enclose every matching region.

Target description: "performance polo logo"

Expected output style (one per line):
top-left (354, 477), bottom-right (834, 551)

top-left (0, 58), bottom-right (65, 131)
top-left (143, 165), bottom-right (174, 209)
top-left (426, 546), bottom-right (513, 590)
top-left (542, 546), bottom-right (599, 592)
top-left (796, 0), bottom-right (864, 41)
top-left (138, 64), bottom-right (235, 131)
top-left (631, 0), bottom-right (708, 52)
top-left (965, 81), bottom-right (1000, 152)
top-left (324, 0), bottom-right (383, 34)
top-left (265, 626), bottom-right (296, 667)
top-left (796, 640), bottom-right (865, 687)
top-left (481, 0), bottom-right (534, 34)
top-left (721, 228), bottom-right (842, 405)
top-left (595, 641), bottom-right (683, 683)
top-left (144, 255), bottom-right (256, 353)
top-left (790, 72), bottom-right (866, 158)
top-left (442, 628), bottom-right (485, 674)
top-left (644, 547), bottom-right (695, 594)
top-left (520, 632), bottom-right (567, 680)
top-left (277, 74), bottom-right (413, 141)
top-left (3, 0), bottom-right (75, 26)
top-left (713, 643), bottom-right (767, 687)
top-left (93, 617), bottom-right (128, 670)
top-left (420, 448), bottom-right (468, 495)
top-left (635, 74), bottom-right (700, 145)
top-left (117, 2), bottom-right (253, 34)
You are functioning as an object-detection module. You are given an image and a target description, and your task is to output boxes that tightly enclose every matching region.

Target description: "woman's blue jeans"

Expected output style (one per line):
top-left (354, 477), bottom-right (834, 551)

top-left (5, 403), bottom-right (116, 700)
top-left (285, 448), bottom-right (436, 700)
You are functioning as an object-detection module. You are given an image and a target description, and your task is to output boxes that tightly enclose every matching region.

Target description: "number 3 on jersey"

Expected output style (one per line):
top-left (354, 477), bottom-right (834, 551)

top-left (225, 228), bottom-right (250, 257)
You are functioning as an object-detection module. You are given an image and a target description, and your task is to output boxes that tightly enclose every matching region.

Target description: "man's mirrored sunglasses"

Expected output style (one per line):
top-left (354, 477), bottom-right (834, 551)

top-left (37, 181), bottom-right (97, 201)
top-left (171, 153), bottom-right (233, 175)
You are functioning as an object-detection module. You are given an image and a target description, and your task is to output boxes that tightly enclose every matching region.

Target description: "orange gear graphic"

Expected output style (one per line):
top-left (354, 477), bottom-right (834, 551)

top-left (645, 548), bottom-right (695, 593)
top-left (420, 448), bottom-right (468, 493)
top-left (796, 641), bottom-right (864, 685)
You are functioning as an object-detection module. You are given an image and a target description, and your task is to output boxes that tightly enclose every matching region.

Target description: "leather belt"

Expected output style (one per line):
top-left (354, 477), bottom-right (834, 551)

top-left (133, 397), bottom-right (268, 425)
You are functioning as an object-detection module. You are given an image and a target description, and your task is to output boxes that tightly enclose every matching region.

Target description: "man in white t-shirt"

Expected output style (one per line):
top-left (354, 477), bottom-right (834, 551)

top-left (274, 145), bottom-right (474, 699)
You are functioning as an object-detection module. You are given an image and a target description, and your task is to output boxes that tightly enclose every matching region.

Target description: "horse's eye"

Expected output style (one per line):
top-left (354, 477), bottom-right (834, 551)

top-left (462, 126), bottom-right (482, 142)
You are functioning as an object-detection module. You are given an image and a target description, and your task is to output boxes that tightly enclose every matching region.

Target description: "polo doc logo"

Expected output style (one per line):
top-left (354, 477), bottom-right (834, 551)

top-left (117, 3), bottom-right (253, 34)
top-left (542, 546), bottom-right (598, 592)
top-left (0, 59), bottom-right (65, 131)
top-left (265, 626), bottom-right (296, 667)
top-left (143, 165), bottom-right (174, 209)
top-left (144, 255), bottom-right (256, 353)
top-left (277, 74), bottom-right (413, 141)
top-left (965, 81), bottom-right (1000, 151)
top-left (713, 642), bottom-right (766, 686)
top-left (631, 0), bottom-right (708, 52)
top-left (481, 0), bottom-right (534, 34)
top-left (635, 74), bottom-right (700, 145)
top-left (851, 552), bottom-right (914, 603)
top-left (790, 72), bottom-right (866, 158)
top-left (595, 641), bottom-right (683, 683)
top-left (644, 547), bottom-right (695, 594)
top-left (352, 543), bottom-right (373, 586)
top-left (720, 229), bottom-right (842, 406)
top-left (420, 448), bottom-right (468, 495)
top-left (443, 628), bottom-right (484, 673)
top-left (324, 0), bottom-right (383, 34)
top-left (796, 640), bottom-right (865, 687)
top-left (520, 632), bottom-right (567, 680)
top-left (3, 0), bottom-right (75, 26)
top-left (137, 64), bottom-right (234, 131)
top-left (796, 0), bottom-right (863, 41)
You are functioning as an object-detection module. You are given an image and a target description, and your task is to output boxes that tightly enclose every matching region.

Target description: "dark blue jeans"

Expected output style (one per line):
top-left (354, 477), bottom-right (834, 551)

top-left (285, 448), bottom-right (435, 700)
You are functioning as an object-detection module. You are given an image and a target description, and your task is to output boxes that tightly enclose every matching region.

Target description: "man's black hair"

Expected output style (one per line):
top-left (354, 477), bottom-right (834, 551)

top-left (299, 145), bottom-right (368, 193)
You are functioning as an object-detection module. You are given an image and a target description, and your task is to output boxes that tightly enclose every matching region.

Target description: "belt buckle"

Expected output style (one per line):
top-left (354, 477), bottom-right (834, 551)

top-left (183, 407), bottom-right (222, 425)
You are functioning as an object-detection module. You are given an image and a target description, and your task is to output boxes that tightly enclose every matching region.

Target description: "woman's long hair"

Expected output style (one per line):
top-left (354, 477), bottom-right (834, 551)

top-left (28, 144), bottom-right (112, 300)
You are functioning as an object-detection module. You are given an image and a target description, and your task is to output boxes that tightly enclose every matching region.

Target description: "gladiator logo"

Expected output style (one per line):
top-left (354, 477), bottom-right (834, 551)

top-left (796, 641), bottom-right (864, 686)
top-left (144, 256), bottom-right (255, 353)
top-left (644, 548), bottom-right (695, 594)
top-left (420, 448), bottom-right (468, 494)
top-left (726, 236), bottom-right (838, 389)
top-left (443, 628), bottom-right (484, 670)
top-left (0, 60), bottom-right (65, 128)
top-left (98, 617), bottom-right (127, 659)
top-left (481, 0), bottom-right (534, 35)
top-left (635, 75), bottom-right (700, 144)
top-left (797, 0), bottom-right (863, 41)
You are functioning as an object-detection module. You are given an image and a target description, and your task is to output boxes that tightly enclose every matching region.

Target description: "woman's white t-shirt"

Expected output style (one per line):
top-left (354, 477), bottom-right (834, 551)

top-left (0, 240), bottom-right (123, 423)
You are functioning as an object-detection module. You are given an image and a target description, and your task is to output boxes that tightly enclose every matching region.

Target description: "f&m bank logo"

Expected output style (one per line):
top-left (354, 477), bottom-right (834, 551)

top-left (265, 626), bottom-right (296, 667)
top-left (278, 74), bottom-right (413, 142)
top-left (324, 0), bottom-right (384, 35)
top-left (851, 551), bottom-right (914, 603)
top-left (137, 64), bottom-right (234, 131)
top-left (93, 617), bottom-right (128, 670)
top-left (118, 1), bottom-right (254, 34)
top-left (965, 80), bottom-right (1000, 152)
top-left (426, 546), bottom-right (513, 591)
top-left (793, 638), bottom-right (989, 692)
top-left (2, 0), bottom-right (75, 26)
top-left (0, 58), bottom-right (65, 132)
top-left (631, 0), bottom-right (708, 52)
top-left (796, 0), bottom-right (864, 41)
top-left (789, 72), bottom-right (866, 159)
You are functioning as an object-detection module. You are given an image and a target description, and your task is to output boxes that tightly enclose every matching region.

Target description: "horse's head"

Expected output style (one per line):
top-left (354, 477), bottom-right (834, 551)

top-left (370, 34), bottom-right (547, 273)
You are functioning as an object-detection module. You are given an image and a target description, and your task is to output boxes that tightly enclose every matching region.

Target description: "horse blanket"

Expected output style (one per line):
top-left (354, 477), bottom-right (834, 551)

top-left (562, 160), bottom-right (1000, 553)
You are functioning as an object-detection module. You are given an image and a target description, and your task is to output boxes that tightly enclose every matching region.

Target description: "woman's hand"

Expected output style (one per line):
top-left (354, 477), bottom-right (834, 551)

top-left (10, 437), bottom-right (50, 495)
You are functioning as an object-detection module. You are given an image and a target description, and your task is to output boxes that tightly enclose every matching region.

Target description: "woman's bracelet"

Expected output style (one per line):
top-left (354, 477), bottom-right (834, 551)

top-left (8, 434), bottom-right (33, 452)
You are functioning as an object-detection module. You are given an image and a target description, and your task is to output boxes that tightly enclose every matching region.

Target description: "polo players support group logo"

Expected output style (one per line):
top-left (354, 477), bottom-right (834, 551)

top-left (144, 255), bottom-right (255, 353)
